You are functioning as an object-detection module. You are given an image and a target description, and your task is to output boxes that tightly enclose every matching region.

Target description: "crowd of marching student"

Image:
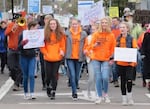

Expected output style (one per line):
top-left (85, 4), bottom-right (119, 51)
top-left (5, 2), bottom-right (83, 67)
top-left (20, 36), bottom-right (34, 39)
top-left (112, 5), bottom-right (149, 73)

top-left (0, 7), bottom-right (150, 105)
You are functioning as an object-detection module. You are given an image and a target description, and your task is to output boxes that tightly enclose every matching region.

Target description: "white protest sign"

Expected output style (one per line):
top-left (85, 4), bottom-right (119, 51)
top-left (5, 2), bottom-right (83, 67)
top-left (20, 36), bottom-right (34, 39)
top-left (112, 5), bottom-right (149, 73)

top-left (42, 5), bottom-right (53, 14)
top-left (82, 1), bottom-right (105, 25)
top-left (78, 0), bottom-right (94, 25)
top-left (23, 29), bottom-right (45, 49)
top-left (54, 14), bottom-right (70, 28)
top-left (114, 47), bottom-right (137, 62)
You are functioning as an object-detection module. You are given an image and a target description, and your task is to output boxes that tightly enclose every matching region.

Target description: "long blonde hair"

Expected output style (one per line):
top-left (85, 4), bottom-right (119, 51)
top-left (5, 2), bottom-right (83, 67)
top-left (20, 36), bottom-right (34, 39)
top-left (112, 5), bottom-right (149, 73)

top-left (44, 18), bottom-right (64, 42)
top-left (97, 17), bottom-right (112, 33)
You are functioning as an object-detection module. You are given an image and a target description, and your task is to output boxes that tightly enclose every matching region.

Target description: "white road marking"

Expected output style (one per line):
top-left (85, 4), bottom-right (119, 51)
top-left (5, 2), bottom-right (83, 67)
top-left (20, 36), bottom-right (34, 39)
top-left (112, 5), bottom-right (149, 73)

top-left (19, 102), bottom-right (94, 105)
top-left (145, 93), bottom-right (150, 98)
top-left (14, 90), bottom-right (150, 106)
top-left (19, 102), bottom-right (150, 106)
top-left (3, 83), bottom-right (149, 106)
top-left (0, 77), bottom-right (14, 100)
top-left (12, 90), bottom-right (96, 101)
top-left (12, 92), bottom-right (83, 96)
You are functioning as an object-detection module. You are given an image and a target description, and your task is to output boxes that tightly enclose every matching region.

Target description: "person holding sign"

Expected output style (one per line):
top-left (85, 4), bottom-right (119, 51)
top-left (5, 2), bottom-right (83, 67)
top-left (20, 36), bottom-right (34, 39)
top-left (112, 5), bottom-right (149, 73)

top-left (89, 17), bottom-right (116, 104)
top-left (40, 18), bottom-right (66, 100)
top-left (116, 22), bottom-right (137, 105)
top-left (18, 20), bottom-right (39, 100)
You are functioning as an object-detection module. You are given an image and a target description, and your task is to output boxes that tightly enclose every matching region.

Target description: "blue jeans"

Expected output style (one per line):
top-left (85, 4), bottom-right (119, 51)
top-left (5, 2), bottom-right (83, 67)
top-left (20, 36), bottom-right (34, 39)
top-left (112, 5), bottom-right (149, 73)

top-left (112, 62), bottom-right (118, 81)
top-left (136, 50), bottom-right (142, 73)
top-left (20, 56), bottom-right (36, 93)
top-left (91, 60), bottom-right (110, 97)
top-left (66, 59), bottom-right (82, 94)
top-left (87, 61), bottom-right (95, 92)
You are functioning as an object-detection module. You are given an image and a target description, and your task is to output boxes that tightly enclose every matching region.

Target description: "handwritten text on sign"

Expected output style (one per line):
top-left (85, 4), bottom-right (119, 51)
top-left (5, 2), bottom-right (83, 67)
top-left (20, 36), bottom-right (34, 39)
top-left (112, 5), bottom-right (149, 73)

top-left (23, 29), bottom-right (45, 49)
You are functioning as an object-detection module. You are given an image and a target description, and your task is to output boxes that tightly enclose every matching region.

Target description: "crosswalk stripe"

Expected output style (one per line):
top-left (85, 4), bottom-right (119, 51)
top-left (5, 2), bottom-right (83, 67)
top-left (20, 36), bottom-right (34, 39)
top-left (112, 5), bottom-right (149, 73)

top-left (145, 93), bottom-right (150, 98)
top-left (12, 90), bottom-right (150, 105)
top-left (19, 102), bottom-right (150, 105)
top-left (0, 77), bottom-right (14, 100)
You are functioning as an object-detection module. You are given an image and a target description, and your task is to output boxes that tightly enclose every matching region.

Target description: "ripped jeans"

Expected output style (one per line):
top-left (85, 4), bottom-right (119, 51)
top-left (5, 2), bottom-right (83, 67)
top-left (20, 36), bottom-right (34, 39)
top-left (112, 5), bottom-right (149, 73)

top-left (91, 60), bottom-right (110, 97)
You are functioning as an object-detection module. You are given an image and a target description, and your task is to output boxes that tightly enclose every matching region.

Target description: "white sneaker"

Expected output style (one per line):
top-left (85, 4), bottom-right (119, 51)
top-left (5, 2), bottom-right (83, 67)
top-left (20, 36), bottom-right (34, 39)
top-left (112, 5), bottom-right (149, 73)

top-left (104, 95), bottom-right (111, 103)
top-left (87, 91), bottom-right (92, 99)
top-left (122, 95), bottom-right (128, 106)
top-left (127, 93), bottom-right (134, 105)
top-left (24, 93), bottom-right (29, 100)
top-left (95, 97), bottom-right (102, 104)
top-left (128, 99), bottom-right (134, 105)
top-left (30, 93), bottom-right (37, 100)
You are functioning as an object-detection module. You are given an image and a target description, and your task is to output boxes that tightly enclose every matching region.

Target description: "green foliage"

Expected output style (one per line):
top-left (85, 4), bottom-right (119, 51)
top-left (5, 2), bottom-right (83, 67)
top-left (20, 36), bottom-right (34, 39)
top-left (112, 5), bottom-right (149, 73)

top-left (2, 0), bottom-right (129, 16)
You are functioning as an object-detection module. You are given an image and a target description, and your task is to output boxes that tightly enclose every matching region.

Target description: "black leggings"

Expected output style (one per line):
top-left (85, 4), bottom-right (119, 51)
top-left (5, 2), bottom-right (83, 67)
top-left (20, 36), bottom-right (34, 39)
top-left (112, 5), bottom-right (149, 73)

top-left (40, 53), bottom-right (46, 87)
top-left (0, 52), bottom-right (7, 71)
top-left (117, 65), bottom-right (134, 95)
top-left (44, 60), bottom-right (61, 91)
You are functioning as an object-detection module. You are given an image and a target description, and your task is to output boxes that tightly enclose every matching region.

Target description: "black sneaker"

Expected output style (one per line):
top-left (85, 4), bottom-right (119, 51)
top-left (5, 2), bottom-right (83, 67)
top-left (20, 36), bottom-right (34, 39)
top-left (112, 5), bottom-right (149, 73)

top-left (13, 85), bottom-right (20, 91)
top-left (67, 79), bottom-right (71, 87)
top-left (50, 91), bottom-right (55, 100)
top-left (72, 94), bottom-right (78, 101)
top-left (1, 70), bottom-right (4, 74)
top-left (77, 86), bottom-right (80, 89)
top-left (114, 81), bottom-right (119, 87)
top-left (42, 86), bottom-right (46, 90)
top-left (47, 87), bottom-right (51, 97)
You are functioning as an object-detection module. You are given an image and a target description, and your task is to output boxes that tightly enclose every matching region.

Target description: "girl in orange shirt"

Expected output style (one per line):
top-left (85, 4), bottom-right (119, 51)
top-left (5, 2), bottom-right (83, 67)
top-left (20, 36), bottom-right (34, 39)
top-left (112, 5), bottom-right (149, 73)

top-left (40, 19), bottom-right (66, 100)
top-left (116, 22), bottom-right (137, 105)
top-left (65, 18), bottom-right (87, 100)
top-left (89, 17), bottom-right (116, 104)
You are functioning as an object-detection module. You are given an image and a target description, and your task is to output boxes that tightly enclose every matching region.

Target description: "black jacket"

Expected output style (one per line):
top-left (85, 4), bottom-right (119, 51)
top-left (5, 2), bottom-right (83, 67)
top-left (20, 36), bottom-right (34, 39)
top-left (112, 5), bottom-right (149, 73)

top-left (18, 33), bottom-right (36, 57)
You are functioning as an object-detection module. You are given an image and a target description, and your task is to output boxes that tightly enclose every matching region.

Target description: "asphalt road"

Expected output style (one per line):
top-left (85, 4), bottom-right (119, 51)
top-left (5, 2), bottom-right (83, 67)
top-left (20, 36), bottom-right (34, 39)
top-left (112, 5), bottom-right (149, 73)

top-left (0, 68), bottom-right (150, 109)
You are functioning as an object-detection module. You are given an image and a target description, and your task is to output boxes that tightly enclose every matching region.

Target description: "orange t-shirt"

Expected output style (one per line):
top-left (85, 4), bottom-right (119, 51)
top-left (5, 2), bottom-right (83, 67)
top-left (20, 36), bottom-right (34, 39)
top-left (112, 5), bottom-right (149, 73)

top-left (112, 29), bottom-right (121, 39)
top-left (71, 33), bottom-right (80, 59)
top-left (69, 27), bottom-right (82, 59)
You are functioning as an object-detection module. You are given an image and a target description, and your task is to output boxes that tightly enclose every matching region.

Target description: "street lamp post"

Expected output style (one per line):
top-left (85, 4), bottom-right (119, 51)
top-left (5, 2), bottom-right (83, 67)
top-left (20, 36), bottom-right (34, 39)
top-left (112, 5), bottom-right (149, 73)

top-left (11, 0), bottom-right (14, 13)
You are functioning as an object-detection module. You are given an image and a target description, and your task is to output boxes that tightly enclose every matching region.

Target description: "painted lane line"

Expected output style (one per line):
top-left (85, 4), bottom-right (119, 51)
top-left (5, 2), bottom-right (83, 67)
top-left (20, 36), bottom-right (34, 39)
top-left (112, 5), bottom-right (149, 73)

top-left (0, 77), bottom-right (14, 100)
top-left (145, 93), bottom-right (150, 98)
top-left (12, 92), bottom-right (83, 96)
top-left (19, 102), bottom-right (150, 105)
top-left (19, 102), bottom-right (94, 105)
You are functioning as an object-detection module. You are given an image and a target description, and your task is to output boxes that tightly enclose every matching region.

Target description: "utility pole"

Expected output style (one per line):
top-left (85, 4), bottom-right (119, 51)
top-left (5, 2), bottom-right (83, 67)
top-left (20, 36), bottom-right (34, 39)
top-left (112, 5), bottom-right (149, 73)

top-left (11, 0), bottom-right (14, 21)
top-left (12, 0), bottom-right (14, 14)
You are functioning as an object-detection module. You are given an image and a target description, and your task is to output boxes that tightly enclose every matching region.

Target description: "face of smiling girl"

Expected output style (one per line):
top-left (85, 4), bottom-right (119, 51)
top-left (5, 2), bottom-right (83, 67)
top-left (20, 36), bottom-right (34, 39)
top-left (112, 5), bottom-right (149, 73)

top-left (119, 23), bottom-right (129, 36)
top-left (49, 20), bottom-right (57, 31)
